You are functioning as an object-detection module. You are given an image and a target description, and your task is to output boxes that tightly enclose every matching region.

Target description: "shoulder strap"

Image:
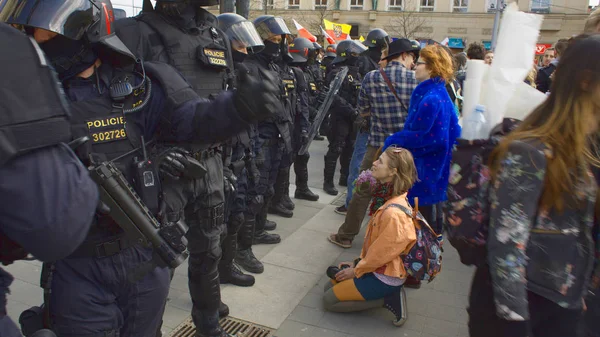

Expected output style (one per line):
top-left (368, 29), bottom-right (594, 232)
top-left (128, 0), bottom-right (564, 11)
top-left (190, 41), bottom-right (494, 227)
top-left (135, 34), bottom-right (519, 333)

top-left (379, 68), bottom-right (408, 113)
top-left (385, 198), bottom-right (432, 229)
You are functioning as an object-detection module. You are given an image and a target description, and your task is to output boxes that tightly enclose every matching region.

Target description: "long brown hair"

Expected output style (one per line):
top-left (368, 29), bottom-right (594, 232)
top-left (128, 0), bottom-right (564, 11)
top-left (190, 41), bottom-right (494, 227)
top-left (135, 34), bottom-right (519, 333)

top-left (383, 146), bottom-right (418, 196)
top-left (490, 34), bottom-right (600, 212)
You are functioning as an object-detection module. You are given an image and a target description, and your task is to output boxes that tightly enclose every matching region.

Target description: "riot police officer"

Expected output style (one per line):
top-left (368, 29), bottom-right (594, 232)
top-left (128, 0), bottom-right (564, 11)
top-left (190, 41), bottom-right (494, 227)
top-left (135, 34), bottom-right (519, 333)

top-left (216, 12), bottom-right (264, 286)
top-left (1, 1), bottom-right (281, 336)
top-left (243, 15), bottom-right (295, 244)
top-left (307, 41), bottom-right (325, 141)
top-left (268, 32), bottom-right (305, 218)
top-left (323, 40), bottom-right (367, 196)
top-left (114, 1), bottom-right (248, 335)
top-left (0, 22), bottom-right (98, 337)
top-left (288, 37), bottom-right (321, 202)
top-left (359, 28), bottom-right (389, 76)
top-left (321, 43), bottom-right (337, 75)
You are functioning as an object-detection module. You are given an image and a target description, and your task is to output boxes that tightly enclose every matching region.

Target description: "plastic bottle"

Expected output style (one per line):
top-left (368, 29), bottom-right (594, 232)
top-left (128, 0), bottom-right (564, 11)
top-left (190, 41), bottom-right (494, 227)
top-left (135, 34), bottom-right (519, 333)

top-left (461, 104), bottom-right (487, 140)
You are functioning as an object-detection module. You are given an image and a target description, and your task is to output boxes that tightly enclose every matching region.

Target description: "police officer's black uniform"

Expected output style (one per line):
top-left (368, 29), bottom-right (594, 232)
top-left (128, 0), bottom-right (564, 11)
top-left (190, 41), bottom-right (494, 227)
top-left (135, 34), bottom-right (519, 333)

top-left (2, 1), bottom-right (280, 336)
top-left (268, 46), bottom-right (300, 218)
top-left (114, 1), bottom-right (241, 335)
top-left (215, 12), bottom-right (266, 285)
top-left (323, 40), bottom-right (367, 196)
top-left (287, 37), bottom-right (320, 202)
top-left (0, 22), bottom-right (98, 337)
top-left (243, 15), bottom-right (295, 245)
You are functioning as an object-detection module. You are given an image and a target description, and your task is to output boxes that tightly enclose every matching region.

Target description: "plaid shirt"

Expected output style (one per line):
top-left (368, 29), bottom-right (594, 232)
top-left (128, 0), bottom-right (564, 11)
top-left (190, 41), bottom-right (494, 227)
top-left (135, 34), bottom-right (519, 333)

top-left (357, 61), bottom-right (418, 147)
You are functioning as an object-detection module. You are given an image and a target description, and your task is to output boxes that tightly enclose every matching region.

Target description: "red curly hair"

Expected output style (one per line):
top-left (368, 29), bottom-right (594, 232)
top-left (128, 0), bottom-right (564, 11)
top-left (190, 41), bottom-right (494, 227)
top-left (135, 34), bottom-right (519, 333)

top-left (419, 45), bottom-right (454, 82)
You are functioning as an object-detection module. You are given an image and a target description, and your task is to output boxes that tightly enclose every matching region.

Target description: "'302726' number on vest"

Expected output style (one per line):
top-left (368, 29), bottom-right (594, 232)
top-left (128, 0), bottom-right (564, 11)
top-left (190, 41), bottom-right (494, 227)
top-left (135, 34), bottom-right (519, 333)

top-left (86, 116), bottom-right (128, 144)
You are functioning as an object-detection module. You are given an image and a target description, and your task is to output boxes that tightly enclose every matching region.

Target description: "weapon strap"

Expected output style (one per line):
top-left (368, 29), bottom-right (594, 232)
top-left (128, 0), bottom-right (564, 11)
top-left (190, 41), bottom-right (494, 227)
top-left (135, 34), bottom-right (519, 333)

top-left (379, 68), bottom-right (408, 113)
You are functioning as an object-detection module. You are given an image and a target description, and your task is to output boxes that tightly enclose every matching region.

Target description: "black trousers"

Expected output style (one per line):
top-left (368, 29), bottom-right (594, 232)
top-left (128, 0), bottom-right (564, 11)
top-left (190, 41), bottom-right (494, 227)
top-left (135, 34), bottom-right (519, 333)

top-left (418, 203), bottom-right (443, 235)
top-left (469, 265), bottom-right (583, 337)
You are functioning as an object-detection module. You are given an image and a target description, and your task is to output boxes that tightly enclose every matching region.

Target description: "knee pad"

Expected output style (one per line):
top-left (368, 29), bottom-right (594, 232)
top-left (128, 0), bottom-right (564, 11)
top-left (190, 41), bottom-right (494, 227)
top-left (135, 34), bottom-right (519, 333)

top-left (228, 212), bottom-right (245, 232)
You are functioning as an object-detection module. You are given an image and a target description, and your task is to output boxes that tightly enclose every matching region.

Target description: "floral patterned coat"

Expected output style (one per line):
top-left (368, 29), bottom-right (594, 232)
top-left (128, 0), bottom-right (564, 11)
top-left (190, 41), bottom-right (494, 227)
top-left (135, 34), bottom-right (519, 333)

top-left (488, 139), bottom-right (598, 321)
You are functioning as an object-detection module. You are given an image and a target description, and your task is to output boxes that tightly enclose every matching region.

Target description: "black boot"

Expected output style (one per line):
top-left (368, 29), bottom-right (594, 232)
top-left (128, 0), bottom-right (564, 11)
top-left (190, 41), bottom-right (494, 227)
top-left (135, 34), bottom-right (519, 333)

top-left (281, 194), bottom-right (295, 211)
top-left (220, 264), bottom-right (255, 287)
top-left (294, 154), bottom-right (319, 201)
top-left (323, 154), bottom-right (339, 196)
top-left (268, 167), bottom-right (294, 217)
top-left (383, 287), bottom-right (408, 327)
top-left (255, 205), bottom-right (281, 244)
top-left (264, 219), bottom-right (277, 231)
top-left (235, 248), bottom-right (264, 274)
top-left (268, 203), bottom-right (293, 218)
top-left (338, 175), bottom-right (348, 187)
top-left (314, 133), bottom-right (325, 141)
top-left (190, 270), bottom-right (229, 337)
top-left (219, 301), bottom-right (229, 318)
top-left (219, 233), bottom-right (255, 287)
top-left (253, 230), bottom-right (281, 244)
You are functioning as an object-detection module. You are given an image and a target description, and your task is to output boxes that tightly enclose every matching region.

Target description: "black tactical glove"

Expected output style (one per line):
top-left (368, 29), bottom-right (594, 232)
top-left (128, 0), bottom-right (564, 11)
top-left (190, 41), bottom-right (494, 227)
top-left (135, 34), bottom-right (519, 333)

top-left (234, 64), bottom-right (283, 122)
top-left (158, 148), bottom-right (190, 180)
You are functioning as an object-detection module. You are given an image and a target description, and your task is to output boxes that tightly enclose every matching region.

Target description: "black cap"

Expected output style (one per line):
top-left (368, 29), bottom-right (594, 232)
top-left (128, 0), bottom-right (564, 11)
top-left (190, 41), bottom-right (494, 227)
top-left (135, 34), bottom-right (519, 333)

top-left (385, 38), bottom-right (420, 60)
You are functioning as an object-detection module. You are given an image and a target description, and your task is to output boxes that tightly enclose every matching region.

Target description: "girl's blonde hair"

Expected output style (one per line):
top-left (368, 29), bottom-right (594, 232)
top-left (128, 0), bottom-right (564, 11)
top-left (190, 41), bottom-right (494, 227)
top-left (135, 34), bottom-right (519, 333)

top-left (383, 146), bottom-right (418, 196)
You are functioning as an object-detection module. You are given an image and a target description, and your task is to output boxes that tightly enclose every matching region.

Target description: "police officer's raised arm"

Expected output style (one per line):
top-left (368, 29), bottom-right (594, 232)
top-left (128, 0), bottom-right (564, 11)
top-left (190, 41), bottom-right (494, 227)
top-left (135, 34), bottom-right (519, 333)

top-left (142, 61), bottom-right (282, 144)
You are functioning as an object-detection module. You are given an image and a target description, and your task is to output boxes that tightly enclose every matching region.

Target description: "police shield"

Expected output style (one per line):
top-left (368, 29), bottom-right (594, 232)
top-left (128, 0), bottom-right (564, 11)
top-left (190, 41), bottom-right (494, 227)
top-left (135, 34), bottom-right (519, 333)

top-left (298, 66), bottom-right (349, 156)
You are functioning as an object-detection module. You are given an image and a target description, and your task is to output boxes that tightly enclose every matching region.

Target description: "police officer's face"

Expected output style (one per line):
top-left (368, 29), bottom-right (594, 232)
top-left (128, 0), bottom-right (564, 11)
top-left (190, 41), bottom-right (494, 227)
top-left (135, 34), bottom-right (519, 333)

top-left (266, 34), bottom-right (282, 44)
top-left (232, 41), bottom-right (248, 54)
top-left (33, 28), bottom-right (57, 43)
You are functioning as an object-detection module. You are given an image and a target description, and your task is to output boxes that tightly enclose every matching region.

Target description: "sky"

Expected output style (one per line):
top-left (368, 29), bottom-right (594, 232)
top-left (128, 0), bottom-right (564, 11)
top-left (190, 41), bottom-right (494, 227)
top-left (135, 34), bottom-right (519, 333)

top-left (592, 0), bottom-right (599, 7)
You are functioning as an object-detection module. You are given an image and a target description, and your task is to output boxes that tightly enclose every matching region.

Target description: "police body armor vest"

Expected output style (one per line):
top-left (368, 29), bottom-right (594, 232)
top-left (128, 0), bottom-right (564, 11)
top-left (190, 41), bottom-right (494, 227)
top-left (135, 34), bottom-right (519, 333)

top-left (280, 65), bottom-right (297, 125)
top-left (136, 11), bottom-right (233, 99)
top-left (341, 66), bottom-right (362, 107)
top-left (68, 67), bottom-right (149, 239)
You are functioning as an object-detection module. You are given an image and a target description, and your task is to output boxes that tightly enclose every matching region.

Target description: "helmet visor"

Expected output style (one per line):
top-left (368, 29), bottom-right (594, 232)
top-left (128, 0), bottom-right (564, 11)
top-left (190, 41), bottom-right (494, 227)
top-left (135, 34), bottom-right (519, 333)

top-left (227, 21), bottom-right (264, 54)
top-left (255, 16), bottom-right (290, 40)
top-left (0, 0), bottom-right (95, 40)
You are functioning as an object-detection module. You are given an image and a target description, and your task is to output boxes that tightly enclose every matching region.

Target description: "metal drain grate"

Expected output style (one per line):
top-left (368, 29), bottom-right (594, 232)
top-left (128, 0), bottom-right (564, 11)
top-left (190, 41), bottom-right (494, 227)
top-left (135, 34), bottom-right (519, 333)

top-left (169, 317), bottom-right (275, 337)
top-left (329, 191), bottom-right (347, 207)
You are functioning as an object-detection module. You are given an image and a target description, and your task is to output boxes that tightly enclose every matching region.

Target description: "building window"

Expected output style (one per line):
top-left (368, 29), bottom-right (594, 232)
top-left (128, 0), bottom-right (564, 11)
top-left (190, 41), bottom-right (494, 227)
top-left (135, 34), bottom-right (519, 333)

top-left (315, 0), bottom-right (327, 9)
top-left (266, 0), bottom-right (274, 9)
top-left (420, 0), bottom-right (434, 11)
top-left (350, 0), bottom-right (364, 10)
top-left (453, 0), bottom-right (468, 12)
top-left (531, 0), bottom-right (550, 13)
top-left (388, 0), bottom-right (404, 11)
top-left (288, 0), bottom-right (300, 9)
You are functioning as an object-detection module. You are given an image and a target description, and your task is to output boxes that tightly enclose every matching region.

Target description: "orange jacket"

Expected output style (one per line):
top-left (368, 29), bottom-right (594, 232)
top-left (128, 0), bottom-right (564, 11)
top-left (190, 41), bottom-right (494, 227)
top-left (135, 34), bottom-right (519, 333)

top-left (354, 194), bottom-right (417, 279)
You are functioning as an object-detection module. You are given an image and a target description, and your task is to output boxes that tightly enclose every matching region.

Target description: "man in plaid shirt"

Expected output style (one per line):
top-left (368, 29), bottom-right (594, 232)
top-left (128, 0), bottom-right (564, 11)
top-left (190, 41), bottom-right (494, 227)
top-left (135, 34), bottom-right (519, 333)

top-left (329, 38), bottom-right (419, 248)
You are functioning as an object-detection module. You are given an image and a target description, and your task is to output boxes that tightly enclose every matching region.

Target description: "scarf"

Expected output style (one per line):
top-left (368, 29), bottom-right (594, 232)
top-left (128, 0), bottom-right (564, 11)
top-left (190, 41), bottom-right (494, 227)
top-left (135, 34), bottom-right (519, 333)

top-left (369, 182), bottom-right (394, 215)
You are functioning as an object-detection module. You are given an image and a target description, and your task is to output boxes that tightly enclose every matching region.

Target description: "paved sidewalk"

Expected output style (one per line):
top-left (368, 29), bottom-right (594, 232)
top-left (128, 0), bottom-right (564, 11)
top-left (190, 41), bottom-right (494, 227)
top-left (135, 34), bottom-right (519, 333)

top-left (4, 140), bottom-right (475, 337)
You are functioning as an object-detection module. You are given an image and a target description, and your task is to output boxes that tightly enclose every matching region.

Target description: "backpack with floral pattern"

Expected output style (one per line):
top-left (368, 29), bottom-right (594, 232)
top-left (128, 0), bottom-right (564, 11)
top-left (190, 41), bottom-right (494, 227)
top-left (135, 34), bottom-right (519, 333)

top-left (387, 198), bottom-right (442, 282)
top-left (443, 118), bottom-right (521, 266)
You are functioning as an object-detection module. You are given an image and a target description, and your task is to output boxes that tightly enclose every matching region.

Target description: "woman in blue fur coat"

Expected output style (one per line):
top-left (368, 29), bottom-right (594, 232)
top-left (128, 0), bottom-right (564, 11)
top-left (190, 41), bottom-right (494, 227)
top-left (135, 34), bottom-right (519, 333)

top-left (383, 45), bottom-right (461, 237)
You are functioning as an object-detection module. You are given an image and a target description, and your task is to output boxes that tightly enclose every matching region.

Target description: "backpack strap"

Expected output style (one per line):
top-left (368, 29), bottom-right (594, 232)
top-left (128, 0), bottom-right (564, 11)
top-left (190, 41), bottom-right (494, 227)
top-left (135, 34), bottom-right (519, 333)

top-left (385, 197), bottom-right (433, 231)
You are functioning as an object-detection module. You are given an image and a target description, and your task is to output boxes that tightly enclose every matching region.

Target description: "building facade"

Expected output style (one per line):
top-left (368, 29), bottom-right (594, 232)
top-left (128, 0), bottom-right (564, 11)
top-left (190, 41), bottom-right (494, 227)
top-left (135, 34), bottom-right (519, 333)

top-left (112, 0), bottom-right (589, 47)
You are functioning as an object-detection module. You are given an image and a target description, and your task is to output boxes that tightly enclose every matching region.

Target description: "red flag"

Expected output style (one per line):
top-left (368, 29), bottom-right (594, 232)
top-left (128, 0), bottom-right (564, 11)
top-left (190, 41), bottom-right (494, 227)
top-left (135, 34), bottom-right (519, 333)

top-left (320, 26), bottom-right (335, 45)
top-left (293, 20), bottom-right (316, 42)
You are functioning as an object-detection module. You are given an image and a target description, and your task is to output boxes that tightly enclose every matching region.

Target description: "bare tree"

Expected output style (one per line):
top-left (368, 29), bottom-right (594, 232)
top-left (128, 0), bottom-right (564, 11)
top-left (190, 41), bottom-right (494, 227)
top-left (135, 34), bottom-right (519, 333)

top-left (388, 0), bottom-right (432, 39)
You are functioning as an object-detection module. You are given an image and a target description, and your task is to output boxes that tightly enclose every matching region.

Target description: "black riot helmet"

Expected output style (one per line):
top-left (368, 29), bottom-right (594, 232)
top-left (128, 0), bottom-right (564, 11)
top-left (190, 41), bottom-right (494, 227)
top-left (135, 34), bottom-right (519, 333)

top-left (217, 13), bottom-right (264, 54)
top-left (363, 28), bottom-right (390, 49)
top-left (324, 44), bottom-right (337, 58)
top-left (289, 37), bottom-right (314, 63)
top-left (332, 40), bottom-right (368, 64)
top-left (253, 15), bottom-right (291, 59)
top-left (0, 0), bottom-right (136, 78)
top-left (253, 15), bottom-right (291, 41)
